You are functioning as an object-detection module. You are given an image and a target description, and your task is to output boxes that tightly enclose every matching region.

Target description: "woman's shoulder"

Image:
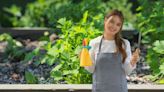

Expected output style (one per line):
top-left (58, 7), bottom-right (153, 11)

top-left (89, 35), bottom-right (102, 45)
top-left (122, 38), bottom-right (131, 49)
top-left (122, 38), bottom-right (130, 45)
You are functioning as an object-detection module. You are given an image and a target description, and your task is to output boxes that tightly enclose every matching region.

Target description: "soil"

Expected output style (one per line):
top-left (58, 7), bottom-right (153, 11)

top-left (0, 39), bottom-right (154, 84)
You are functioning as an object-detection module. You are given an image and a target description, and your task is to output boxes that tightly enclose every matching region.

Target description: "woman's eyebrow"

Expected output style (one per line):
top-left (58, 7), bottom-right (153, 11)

top-left (117, 22), bottom-right (122, 25)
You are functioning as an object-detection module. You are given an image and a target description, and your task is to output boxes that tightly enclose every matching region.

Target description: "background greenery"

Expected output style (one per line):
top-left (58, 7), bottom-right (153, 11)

top-left (0, 0), bottom-right (163, 84)
top-left (2, 0), bottom-right (136, 28)
top-left (136, 0), bottom-right (164, 83)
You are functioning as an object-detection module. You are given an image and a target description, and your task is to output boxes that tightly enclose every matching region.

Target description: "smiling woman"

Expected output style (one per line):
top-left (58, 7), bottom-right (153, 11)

top-left (84, 9), bottom-right (140, 92)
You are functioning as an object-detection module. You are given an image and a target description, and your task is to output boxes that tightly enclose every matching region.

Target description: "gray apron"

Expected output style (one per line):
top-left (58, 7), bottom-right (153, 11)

top-left (92, 36), bottom-right (128, 92)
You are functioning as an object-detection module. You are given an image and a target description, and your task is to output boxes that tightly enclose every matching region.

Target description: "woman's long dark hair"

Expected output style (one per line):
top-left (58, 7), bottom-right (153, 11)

top-left (105, 9), bottom-right (127, 64)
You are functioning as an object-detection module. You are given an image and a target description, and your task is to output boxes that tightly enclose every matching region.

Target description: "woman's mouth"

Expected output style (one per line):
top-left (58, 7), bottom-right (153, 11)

top-left (109, 28), bottom-right (115, 32)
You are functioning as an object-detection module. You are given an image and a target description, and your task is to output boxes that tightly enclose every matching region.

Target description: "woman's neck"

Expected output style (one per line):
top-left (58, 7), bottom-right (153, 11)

top-left (103, 33), bottom-right (115, 41)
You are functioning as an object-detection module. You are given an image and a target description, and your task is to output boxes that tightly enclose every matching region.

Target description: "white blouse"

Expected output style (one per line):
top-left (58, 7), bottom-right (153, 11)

top-left (84, 35), bottom-right (136, 75)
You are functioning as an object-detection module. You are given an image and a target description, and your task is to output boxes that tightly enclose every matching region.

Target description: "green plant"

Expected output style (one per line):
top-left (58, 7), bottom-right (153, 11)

top-left (47, 11), bottom-right (101, 84)
top-left (0, 33), bottom-right (25, 62)
top-left (23, 11), bottom-right (101, 84)
top-left (0, 33), bottom-right (12, 41)
top-left (3, 5), bottom-right (22, 27)
top-left (23, 41), bottom-right (60, 66)
top-left (51, 11), bottom-right (102, 84)
top-left (25, 71), bottom-right (38, 84)
top-left (136, 0), bottom-right (164, 83)
top-left (23, 47), bottom-right (42, 65)
top-left (4, 0), bottom-right (136, 28)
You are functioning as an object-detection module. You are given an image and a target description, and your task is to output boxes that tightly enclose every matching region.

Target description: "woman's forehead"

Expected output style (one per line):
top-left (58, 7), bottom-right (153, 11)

top-left (106, 15), bottom-right (122, 24)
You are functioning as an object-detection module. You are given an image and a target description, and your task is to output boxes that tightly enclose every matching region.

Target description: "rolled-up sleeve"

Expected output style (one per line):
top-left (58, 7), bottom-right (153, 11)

top-left (123, 39), bottom-right (136, 75)
top-left (84, 40), bottom-right (96, 73)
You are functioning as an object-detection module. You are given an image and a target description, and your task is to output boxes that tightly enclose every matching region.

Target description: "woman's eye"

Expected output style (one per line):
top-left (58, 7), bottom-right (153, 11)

top-left (117, 23), bottom-right (121, 27)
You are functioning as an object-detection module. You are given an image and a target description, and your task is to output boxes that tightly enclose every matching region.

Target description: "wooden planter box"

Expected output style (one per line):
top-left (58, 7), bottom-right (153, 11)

top-left (0, 84), bottom-right (163, 92)
top-left (0, 27), bottom-right (139, 40)
top-left (0, 28), bottom-right (53, 40)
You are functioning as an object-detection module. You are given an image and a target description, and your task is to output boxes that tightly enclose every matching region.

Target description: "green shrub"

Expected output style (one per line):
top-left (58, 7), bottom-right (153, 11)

top-left (0, 33), bottom-right (25, 62)
top-left (50, 12), bottom-right (101, 84)
top-left (136, 0), bottom-right (164, 83)
top-left (23, 11), bottom-right (101, 83)
top-left (4, 0), bottom-right (135, 28)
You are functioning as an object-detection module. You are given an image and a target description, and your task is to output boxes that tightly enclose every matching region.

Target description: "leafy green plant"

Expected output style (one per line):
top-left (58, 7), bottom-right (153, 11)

top-left (3, 5), bottom-right (22, 26)
top-left (49, 11), bottom-right (101, 84)
top-left (22, 11), bottom-right (101, 84)
top-left (48, 11), bottom-right (101, 83)
top-left (23, 41), bottom-right (60, 66)
top-left (4, 0), bottom-right (135, 28)
top-left (0, 33), bottom-right (12, 41)
top-left (0, 33), bottom-right (25, 62)
top-left (25, 71), bottom-right (38, 84)
top-left (136, 0), bottom-right (164, 83)
top-left (23, 47), bottom-right (42, 65)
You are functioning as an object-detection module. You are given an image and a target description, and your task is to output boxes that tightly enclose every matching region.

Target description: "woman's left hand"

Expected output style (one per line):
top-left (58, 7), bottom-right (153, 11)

top-left (130, 48), bottom-right (140, 67)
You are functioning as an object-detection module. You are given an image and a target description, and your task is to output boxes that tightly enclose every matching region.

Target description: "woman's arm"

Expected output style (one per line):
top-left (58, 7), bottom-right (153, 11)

top-left (84, 40), bottom-right (96, 73)
top-left (123, 39), bottom-right (136, 75)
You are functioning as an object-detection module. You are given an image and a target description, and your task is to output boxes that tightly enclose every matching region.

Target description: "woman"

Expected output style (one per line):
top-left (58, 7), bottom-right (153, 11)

top-left (84, 10), bottom-right (140, 92)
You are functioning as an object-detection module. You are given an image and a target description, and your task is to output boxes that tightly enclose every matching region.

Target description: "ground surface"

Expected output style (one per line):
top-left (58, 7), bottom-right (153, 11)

top-left (0, 39), bottom-right (153, 84)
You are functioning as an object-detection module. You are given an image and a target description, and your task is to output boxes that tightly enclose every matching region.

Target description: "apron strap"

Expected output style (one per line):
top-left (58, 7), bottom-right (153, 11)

top-left (98, 35), bottom-right (104, 53)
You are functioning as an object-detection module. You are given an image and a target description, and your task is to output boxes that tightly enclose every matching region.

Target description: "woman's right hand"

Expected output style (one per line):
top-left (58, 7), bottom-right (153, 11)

top-left (130, 48), bottom-right (140, 66)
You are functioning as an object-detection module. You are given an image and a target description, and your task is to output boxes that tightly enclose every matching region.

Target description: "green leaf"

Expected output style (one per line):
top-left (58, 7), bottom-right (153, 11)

top-left (63, 70), bottom-right (72, 75)
top-left (51, 71), bottom-right (63, 81)
top-left (0, 33), bottom-right (12, 41)
top-left (23, 48), bottom-right (40, 63)
top-left (51, 64), bottom-right (63, 71)
top-left (82, 11), bottom-right (88, 24)
top-left (25, 71), bottom-right (38, 84)
top-left (46, 57), bottom-right (56, 66)
top-left (136, 6), bottom-right (143, 11)
top-left (23, 53), bottom-right (34, 62)
top-left (3, 5), bottom-right (22, 17)
top-left (146, 49), bottom-right (160, 74)
top-left (63, 69), bottom-right (79, 75)
top-left (57, 18), bottom-right (66, 25)
top-left (159, 63), bottom-right (164, 74)
top-left (153, 40), bottom-right (164, 54)
top-left (47, 46), bottom-right (59, 56)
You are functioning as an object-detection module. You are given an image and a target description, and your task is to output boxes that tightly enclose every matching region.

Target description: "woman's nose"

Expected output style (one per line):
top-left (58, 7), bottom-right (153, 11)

top-left (113, 24), bottom-right (117, 29)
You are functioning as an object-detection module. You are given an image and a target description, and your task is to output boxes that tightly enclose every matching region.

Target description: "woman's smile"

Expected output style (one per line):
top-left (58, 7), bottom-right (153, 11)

top-left (109, 27), bottom-right (116, 32)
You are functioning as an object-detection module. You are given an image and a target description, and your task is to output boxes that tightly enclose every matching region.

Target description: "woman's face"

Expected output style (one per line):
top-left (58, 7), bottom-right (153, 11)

top-left (104, 15), bottom-right (122, 36)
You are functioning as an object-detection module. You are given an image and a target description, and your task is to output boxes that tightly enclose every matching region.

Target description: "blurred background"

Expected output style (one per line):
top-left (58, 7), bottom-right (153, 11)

top-left (0, 0), bottom-right (163, 84)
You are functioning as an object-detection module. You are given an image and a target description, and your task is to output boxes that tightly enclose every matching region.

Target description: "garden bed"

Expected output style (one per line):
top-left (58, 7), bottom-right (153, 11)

top-left (0, 37), bottom-right (152, 84)
top-left (0, 28), bottom-right (154, 84)
top-left (0, 84), bottom-right (164, 92)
